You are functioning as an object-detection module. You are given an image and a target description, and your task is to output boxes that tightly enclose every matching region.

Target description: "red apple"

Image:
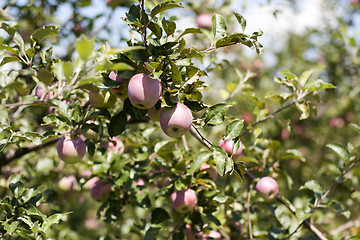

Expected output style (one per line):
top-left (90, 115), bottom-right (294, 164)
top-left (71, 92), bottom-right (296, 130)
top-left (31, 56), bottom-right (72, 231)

top-left (127, 73), bottom-right (162, 109)
top-left (58, 175), bottom-right (77, 191)
top-left (200, 163), bottom-right (218, 181)
top-left (90, 179), bottom-right (111, 200)
top-left (89, 89), bottom-right (116, 109)
top-left (196, 13), bottom-right (213, 28)
top-left (171, 189), bottom-right (197, 212)
top-left (160, 103), bottom-right (193, 138)
top-left (218, 138), bottom-right (243, 160)
top-left (57, 136), bottom-right (86, 164)
top-left (100, 137), bottom-right (124, 155)
top-left (109, 71), bottom-right (128, 100)
top-left (256, 176), bottom-right (279, 199)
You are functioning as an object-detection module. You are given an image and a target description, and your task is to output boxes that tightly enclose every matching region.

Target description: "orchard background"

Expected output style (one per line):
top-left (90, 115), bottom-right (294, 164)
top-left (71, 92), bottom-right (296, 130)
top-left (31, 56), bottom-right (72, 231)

top-left (1, 0), bottom-right (360, 239)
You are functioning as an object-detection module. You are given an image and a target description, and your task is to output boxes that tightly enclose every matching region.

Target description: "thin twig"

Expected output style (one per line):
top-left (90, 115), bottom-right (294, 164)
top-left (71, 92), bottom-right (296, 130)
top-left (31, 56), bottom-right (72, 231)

top-left (314, 157), bottom-right (360, 207)
top-left (246, 183), bottom-right (253, 240)
top-left (0, 137), bottom-right (60, 167)
top-left (182, 135), bottom-right (189, 151)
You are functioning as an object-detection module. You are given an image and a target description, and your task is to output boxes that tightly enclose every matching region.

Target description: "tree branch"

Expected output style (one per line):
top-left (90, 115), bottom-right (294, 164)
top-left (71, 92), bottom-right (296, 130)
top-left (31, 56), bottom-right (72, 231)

top-left (0, 137), bottom-right (60, 168)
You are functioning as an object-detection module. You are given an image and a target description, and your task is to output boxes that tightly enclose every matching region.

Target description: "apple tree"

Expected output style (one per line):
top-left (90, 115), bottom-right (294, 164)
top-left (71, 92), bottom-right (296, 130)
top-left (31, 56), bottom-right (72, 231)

top-left (1, 0), bottom-right (360, 239)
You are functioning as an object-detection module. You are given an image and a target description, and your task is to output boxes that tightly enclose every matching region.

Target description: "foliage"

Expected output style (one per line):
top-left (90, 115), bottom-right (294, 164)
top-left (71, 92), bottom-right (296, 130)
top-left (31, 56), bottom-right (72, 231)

top-left (1, 0), bottom-right (360, 239)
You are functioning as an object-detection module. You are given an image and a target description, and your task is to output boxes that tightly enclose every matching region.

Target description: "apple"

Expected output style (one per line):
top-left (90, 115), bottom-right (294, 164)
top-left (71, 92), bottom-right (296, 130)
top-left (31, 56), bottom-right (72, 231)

top-left (204, 231), bottom-right (221, 239)
top-left (200, 163), bottom-right (218, 181)
top-left (109, 71), bottom-right (128, 100)
top-left (218, 138), bottom-right (243, 159)
top-left (148, 106), bottom-right (162, 121)
top-left (256, 176), bottom-right (279, 199)
top-left (196, 13), bottom-right (213, 28)
top-left (171, 189), bottom-right (197, 212)
top-left (100, 137), bottom-right (124, 154)
top-left (90, 179), bottom-right (111, 200)
top-left (57, 136), bottom-right (86, 164)
top-left (127, 73), bottom-right (162, 109)
top-left (58, 175), bottom-right (77, 191)
top-left (89, 89), bottom-right (116, 109)
top-left (160, 103), bottom-right (193, 138)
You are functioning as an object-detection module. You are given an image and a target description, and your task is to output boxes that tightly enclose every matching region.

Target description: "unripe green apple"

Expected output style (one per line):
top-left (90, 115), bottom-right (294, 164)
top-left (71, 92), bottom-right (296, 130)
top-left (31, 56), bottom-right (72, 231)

top-left (218, 138), bottom-right (243, 159)
top-left (171, 189), bottom-right (197, 212)
top-left (160, 103), bottom-right (193, 138)
top-left (57, 136), bottom-right (86, 164)
top-left (148, 106), bottom-right (162, 121)
top-left (109, 71), bottom-right (128, 100)
top-left (256, 176), bottom-right (279, 199)
top-left (127, 73), bottom-right (162, 109)
top-left (90, 179), bottom-right (111, 200)
top-left (89, 89), bottom-right (116, 109)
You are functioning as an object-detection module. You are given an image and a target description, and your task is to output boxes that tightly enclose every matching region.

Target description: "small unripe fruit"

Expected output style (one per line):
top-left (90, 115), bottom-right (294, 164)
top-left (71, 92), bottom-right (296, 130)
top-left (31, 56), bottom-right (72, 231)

top-left (100, 137), bottom-right (124, 155)
top-left (90, 179), bottom-right (111, 200)
top-left (171, 189), bottom-right (197, 212)
top-left (204, 231), bottom-right (221, 239)
top-left (218, 138), bottom-right (243, 159)
top-left (127, 73), bottom-right (162, 109)
top-left (256, 177), bottom-right (279, 199)
top-left (58, 175), bottom-right (77, 191)
top-left (196, 13), bottom-right (213, 28)
top-left (57, 136), bottom-right (86, 164)
top-left (148, 106), bottom-right (161, 121)
top-left (109, 71), bottom-right (128, 99)
top-left (160, 103), bottom-right (193, 138)
top-left (89, 89), bottom-right (116, 109)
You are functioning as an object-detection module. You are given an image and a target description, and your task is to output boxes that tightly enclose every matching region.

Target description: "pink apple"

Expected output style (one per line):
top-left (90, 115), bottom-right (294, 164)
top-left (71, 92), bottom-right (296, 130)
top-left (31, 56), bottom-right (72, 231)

top-left (109, 71), bottom-right (128, 100)
top-left (148, 106), bottom-right (162, 121)
top-left (100, 137), bottom-right (124, 154)
top-left (204, 230), bottom-right (221, 239)
top-left (171, 189), bottom-right (197, 212)
top-left (57, 136), bottom-right (86, 164)
top-left (83, 176), bottom-right (99, 190)
top-left (256, 176), bottom-right (279, 199)
top-left (90, 179), bottom-right (111, 200)
top-left (127, 73), bottom-right (162, 109)
top-left (200, 163), bottom-right (218, 181)
top-left (89, 89), bottom-right (116, 109)
top-left (160, 103), bottom-right (193, 138)
top-left (218, 138), bottom-right (243, 159)
top-left (196, 13), bottom-right (213, 28)
top-left (58, 175), bottom-right (77, 191)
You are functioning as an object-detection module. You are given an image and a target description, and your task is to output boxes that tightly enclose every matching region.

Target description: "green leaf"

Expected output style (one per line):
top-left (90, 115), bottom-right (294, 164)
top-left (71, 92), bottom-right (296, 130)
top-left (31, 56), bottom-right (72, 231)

top-left (148, 21), bottom-right (163, 39)
top-left (189, 151), bottom-right (212, 174)
top-left (151, 208), bottom-right (170, 224)
top-left (0, 9), bottom-right (13, 21)
top-left (1, 22), bottom-right (25, 51)
top-left (299, 180), bottom-right (322, 194)
top-left (212, 14), bottom-right (227, 42)
top-left (205, 103), bottom-right (231, 126)
top-left (328, 200), bottom-right (351, 218)
top-left (211, 145), bottom-right (233, 177)
top-left (42, 213), bottom-right (67, 232)
top-left (213, 194), bottom-right (234, 204)
top-left (296, 101), bottom-right (310, 120)
top-left (151, 1), bottom-right (184, 17)
top-left (175, 28), bottom-right (202, 40)
top-left (170, 60), bottom-right (182, 84)
top-left (350, 123), bottom-right (360, 134)
top-left (162, 19), bottom-right (176, 36)
top-left (224, 120), bottom-right (244, 140)
top-left (31, 25), bottom-right (58, 43)
top-left (0, 56), bottom-right (19, 66)
top-left (326, 143), bottom-right (351, 163)
top-left (299, 70), bottom-right (313, 86)
top-left (145, 227), bottom-right (160, 240)
top-left (233, 12), bottom-right (246, 32)
top-left (215, 33), bottom-right (248, 48)
top-left (108, 111), bottom-right (127, 137)
top-left (3, 221), bottom-right (18, 235)
top-left (349, 236), bottom-right (360, 240)
top-left (75, 35), bottom-right (94, 61)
